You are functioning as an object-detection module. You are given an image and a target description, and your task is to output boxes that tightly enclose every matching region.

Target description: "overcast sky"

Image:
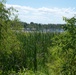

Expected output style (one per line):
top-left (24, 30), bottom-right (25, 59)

top-left (6, 0), bottom-right (76, 24)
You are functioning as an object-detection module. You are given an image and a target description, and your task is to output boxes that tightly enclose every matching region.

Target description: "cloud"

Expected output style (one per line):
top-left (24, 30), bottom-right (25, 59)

top-left (6, 4), bottom-right (76, 24)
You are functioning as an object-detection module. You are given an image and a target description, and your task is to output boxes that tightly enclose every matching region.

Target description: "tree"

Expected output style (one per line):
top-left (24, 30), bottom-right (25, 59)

top-left (48, 17), bottom-right (76, 75)
top-left (0, 0), bottom-right (21, 73)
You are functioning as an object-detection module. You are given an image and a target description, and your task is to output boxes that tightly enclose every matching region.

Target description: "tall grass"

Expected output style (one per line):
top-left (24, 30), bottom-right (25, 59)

top-left (16, 31), bottom-right (56, 74)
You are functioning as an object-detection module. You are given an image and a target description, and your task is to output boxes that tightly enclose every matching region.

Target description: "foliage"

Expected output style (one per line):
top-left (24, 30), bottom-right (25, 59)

top-left (0, 0), bottom-right (21, 73)
top-left (0, 0), bottom-right (76, 75)
top-left (16, 32), bottom-right (54, 73)
top-left (48, 17), bottom-right (76, 75)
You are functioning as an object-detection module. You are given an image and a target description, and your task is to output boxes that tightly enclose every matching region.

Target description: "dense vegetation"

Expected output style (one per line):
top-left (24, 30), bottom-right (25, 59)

top-left (0, 0), bottom-right (76, 75)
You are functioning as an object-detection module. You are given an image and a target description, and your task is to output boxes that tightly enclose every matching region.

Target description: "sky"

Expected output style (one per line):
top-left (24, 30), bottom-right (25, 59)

top-left (6, 0), bottom-right (76, 24)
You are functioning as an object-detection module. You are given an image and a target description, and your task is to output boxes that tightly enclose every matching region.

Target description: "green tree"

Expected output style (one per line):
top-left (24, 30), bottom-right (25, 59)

top-left (0, 0), bottom-right (21, 74)
top-left (48, 17), bottom-right (76, 75)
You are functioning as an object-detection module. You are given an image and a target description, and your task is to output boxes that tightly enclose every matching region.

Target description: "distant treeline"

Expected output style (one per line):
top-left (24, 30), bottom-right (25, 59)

top-left (21, 22), bottom-right (65, 32)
